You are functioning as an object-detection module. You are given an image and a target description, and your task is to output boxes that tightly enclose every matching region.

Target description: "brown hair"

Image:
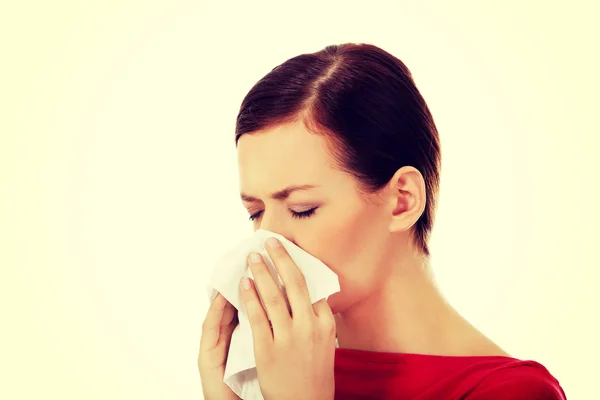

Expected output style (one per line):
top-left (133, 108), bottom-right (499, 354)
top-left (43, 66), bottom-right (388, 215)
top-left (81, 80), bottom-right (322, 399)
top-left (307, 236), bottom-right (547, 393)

top-left (235, 43), bottom-right (441, 256)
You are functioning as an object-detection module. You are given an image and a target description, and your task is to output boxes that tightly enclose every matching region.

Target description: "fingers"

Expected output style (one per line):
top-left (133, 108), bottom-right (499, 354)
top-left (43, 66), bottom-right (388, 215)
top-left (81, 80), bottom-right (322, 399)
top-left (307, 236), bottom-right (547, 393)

top-left (247, 251), bottom-right (293, 330)
top-left (239, 276), bottom-right (274, 344)
top-left (241, 237), bottom-right (330, 344)
top-left (200, 292), bottom-right (236, 350)
top-left (263, 238), bottom-right (314, 319)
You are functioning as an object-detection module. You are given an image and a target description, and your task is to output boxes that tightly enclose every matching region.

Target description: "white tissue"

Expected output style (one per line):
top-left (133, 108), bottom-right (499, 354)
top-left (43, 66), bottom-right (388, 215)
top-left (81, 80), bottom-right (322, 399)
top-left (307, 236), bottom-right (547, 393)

top-left (206, 229), bottom-right (341, 400)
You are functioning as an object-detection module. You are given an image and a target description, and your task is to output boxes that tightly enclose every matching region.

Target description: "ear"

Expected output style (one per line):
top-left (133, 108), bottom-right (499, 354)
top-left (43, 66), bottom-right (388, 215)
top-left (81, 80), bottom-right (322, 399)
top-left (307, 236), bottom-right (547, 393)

top-left (387, 166), bottom-right (426, 233)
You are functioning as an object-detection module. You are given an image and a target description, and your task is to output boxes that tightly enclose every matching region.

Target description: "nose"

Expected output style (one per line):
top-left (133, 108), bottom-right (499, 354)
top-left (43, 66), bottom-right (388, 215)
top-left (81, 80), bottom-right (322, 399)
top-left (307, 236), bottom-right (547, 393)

top-left (259, 211), bottom-right (284, 235)
top-left (258, 210), bottom-right (294, 244)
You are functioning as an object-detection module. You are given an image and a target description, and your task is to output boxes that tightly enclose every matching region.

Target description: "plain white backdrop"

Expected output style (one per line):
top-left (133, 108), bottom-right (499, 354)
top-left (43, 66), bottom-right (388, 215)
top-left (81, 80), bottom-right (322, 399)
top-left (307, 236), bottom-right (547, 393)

top-left (1, 1), bottom-right (598, 399)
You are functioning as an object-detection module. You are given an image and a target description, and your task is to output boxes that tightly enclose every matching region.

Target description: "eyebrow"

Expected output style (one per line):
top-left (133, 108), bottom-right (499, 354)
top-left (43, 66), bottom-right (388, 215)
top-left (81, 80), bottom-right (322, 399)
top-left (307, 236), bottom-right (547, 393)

top-left (241, 184), bottom-right (319, 202)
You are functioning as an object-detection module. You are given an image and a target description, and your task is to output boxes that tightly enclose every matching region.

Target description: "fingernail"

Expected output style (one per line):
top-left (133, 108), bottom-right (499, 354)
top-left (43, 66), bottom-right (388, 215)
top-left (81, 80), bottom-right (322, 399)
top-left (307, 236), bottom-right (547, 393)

top-left (266, 237), bottom-right (280, 248)
top-left (241, 277), bottom-right (251, 290)
top-left (248, 252), bottom-right (262, 264)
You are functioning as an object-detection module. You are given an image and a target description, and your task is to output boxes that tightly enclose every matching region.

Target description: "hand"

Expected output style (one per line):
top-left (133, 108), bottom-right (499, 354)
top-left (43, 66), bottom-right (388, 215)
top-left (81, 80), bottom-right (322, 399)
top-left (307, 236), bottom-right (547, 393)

top-left (240, 237), bottom-right (336, 400)
top-left (198, 292), bottom-right (241, 400)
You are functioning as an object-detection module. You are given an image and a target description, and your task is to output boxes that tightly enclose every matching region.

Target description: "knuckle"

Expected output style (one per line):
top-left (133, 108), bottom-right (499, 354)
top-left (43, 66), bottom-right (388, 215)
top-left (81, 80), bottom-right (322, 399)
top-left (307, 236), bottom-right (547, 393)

top-left (293, 274), bottom-right (308, 291)
top-left (265, 292), bottom-right (281, 307)
top-left (320, 315), bottom-right (336, 336)
top-left (308, 322), bottom-right (326, 341)
top-left (245, 297), bottom-right (266, 321)
top-left (311, 329), bottom-right (322, 341)
top-left (296, 318), bottom-right (315, 336)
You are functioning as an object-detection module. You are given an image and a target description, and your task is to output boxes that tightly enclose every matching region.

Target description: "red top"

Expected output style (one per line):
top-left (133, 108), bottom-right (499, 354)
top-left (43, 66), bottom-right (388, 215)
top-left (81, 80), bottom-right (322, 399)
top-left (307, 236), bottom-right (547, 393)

top-left (334, 348), bottom-right (566, 399)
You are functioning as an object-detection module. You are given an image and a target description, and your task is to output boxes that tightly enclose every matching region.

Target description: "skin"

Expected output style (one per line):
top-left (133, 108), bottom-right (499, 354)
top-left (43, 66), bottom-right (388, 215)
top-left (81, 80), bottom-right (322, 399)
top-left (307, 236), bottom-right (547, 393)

top-left (198, 119), bottom-right (508, 399)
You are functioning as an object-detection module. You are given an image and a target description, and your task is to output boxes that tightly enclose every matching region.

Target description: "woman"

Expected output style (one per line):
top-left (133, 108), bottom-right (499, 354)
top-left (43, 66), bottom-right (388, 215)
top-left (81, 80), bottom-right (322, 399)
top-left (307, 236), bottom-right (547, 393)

top-left (198, 43), bottom-right (566, 399)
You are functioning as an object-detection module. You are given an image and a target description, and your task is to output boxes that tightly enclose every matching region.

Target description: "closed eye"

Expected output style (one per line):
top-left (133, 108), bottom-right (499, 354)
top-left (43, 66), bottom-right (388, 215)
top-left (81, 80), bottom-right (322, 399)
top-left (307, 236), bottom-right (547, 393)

top-left (249, 211), bottom-right (262, 221)
top-left (291, 208), bottom-right (317, 219)
top-left (249, 207), bottom-right (318, 221)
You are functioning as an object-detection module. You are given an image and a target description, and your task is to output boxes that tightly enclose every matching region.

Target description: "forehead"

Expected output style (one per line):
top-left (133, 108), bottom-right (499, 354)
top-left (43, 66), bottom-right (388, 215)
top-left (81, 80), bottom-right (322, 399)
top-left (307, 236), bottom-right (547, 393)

top-left (236, 121), bottom-right (335, 192)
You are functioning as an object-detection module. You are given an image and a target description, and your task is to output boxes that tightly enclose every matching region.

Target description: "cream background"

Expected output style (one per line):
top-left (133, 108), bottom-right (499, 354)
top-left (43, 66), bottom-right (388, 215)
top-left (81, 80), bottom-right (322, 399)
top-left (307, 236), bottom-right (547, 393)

top-left (1, 1), bottom-right (598, 399)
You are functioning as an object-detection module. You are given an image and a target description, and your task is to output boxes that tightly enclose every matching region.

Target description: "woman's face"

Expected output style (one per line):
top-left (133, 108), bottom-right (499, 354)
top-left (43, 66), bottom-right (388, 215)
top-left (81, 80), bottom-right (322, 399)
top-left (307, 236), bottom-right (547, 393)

top-left (236, 120), bottom-right (400, 314)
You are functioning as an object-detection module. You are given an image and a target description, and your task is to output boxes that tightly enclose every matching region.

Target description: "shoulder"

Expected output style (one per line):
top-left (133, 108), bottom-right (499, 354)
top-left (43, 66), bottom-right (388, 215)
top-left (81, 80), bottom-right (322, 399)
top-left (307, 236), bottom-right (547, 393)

top-left (467, 359), bottom-right (566, 400)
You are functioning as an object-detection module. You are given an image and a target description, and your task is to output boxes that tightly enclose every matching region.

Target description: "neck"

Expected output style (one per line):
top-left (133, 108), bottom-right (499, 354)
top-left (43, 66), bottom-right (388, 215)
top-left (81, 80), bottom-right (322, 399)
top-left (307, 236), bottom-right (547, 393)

top-left (334, 251), bottom-right (471, 355)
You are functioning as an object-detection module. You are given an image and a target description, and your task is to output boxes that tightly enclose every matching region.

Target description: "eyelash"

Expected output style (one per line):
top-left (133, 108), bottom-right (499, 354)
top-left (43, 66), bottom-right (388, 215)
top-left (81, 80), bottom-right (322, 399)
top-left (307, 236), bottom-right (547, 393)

top-left (249, 208), bottom-right (317, 221)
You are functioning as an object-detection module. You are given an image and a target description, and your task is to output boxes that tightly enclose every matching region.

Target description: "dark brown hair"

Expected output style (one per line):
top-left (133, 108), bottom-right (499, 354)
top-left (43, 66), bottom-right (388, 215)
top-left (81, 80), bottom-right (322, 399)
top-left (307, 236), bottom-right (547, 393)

top-left (234, 43), bottom-right (441, 256)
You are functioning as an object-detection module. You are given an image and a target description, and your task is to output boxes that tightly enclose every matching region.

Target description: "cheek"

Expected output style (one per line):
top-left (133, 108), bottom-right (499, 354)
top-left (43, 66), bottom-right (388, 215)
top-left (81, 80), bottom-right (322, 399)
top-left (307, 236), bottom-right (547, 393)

top-left (300, 203), bottom-right (383, 285)
top-left (293, 196), bottom-right (390, 314)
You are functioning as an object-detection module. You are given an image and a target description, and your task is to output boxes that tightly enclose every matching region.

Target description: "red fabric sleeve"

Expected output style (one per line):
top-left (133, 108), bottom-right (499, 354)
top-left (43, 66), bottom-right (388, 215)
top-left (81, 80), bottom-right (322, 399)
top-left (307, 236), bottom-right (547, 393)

top-left (466, 362), bottom-right (567, 400)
